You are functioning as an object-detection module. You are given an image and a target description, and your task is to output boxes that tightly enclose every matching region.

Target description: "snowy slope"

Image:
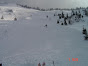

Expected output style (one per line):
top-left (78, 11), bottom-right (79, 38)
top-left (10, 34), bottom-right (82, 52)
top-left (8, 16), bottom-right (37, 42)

top-left (0, 4), bottom-right (88, 66)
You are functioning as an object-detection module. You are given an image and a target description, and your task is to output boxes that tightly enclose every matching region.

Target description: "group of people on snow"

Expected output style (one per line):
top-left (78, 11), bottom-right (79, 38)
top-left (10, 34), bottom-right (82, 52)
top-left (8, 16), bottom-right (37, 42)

top-left (38, 62), bottom-right (45, 66)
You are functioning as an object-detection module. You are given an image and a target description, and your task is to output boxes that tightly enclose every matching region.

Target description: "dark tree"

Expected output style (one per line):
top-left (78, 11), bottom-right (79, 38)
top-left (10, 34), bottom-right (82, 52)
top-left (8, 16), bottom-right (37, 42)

top-left (78, 14), bottom-right (81, 18)
top-left (84, 35), bottom-right (88, 40)
top-left (82, 28), bottom-right (87, 35)
top-left (72, 10), bottom-right (75, 15)
top-left (62, 11), bottom-right (64, 18)
top-left (64, 20), bottom-right (67, 25)
top-left (76, 11), bottom-right (78, 15)
top-left (79, 10), bottom-right (80, 13)
top-left (85, 9), bottom-right (88, 16)
top-left (64, 17), bottom-right (67, 21)
top-left (67, 13), bottom-right (68, 18)
top-left (61, 23), bottom-right (63, 25)
top-left (57, 20), bottom-right (59, 24)
top-left (59, 16), bottom-right (61, 19)
top-left (68, 20), bottom-right (71, 25)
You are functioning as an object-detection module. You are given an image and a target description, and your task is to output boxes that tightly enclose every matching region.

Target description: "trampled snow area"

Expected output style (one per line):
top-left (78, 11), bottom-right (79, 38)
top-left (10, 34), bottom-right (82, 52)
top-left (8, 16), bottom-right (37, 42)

top-left (0, 4), bottom-right (88, 66)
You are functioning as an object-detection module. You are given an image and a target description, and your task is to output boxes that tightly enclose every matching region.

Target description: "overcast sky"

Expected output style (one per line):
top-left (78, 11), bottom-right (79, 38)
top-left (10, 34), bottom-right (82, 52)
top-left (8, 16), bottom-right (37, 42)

top-left (0, 0), bottom-right (88, 9)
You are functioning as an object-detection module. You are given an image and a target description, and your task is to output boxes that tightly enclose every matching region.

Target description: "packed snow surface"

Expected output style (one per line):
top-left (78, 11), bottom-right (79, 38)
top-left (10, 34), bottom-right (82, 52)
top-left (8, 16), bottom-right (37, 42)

top-left (0, 4), bottom-right (88, 66)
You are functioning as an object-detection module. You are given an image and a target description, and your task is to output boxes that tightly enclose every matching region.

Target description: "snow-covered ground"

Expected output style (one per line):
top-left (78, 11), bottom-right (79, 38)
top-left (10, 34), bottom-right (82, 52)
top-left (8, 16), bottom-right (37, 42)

top-left (0, 3), bottom-right (88, 66)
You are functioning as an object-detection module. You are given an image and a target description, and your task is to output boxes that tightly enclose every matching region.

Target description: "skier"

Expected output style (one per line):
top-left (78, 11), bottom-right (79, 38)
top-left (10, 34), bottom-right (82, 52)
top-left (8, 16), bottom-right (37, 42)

top-left (38, 63), bottom-right (41, 66)
top-left (44, 24), bottom-right (47, 28)
top-left (42, 62), bottom-right (45, 66)
top-left (46, 15), bottom-right (48, 18)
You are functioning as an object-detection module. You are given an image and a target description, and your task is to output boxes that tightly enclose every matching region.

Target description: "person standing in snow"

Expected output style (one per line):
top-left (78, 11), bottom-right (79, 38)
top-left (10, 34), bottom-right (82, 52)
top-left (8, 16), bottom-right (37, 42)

top-left (44, 24), bottom-right (47, 28)
top-left (42, 62), bottom-right (45, 66)
top-left (38, 63), bottom-right (41, 66)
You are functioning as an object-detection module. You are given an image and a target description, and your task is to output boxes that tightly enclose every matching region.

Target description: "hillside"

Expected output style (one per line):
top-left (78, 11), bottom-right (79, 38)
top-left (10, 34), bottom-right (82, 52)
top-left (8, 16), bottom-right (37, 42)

top-left (0, 3), bottom-right (88, 66)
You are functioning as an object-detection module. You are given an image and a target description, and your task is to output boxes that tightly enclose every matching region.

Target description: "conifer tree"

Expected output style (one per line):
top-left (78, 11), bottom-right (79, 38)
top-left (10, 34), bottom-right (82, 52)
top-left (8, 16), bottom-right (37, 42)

top-left (57, 20), bottom-right (59, 24)
top-left (64, 20), bottom-right (67, 25)
top-left (68, 20), bottom-right (71, 25)
top-left (76, 11), bottom-right (78, 15)
top-left (67, 13), bottom-right (68, 18)
top-left (62, 11), bottom-right (64, 18)
top-left (61, 23), bottom-right (63, 25)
